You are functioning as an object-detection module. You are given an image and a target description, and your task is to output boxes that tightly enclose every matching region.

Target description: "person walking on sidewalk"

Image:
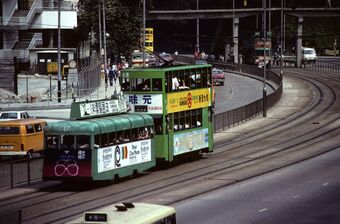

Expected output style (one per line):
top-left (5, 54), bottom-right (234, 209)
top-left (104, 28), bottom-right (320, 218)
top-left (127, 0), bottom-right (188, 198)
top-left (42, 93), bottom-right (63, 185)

top-left (109, 66), bottom-right (114, 86)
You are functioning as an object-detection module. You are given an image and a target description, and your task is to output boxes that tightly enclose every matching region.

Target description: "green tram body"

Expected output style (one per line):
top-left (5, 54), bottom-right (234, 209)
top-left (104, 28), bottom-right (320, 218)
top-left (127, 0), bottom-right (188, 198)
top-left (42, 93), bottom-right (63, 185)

top-left (121, 64), bottom-right (214, 164)
top-left (42, 114), bottom-right (155, 181)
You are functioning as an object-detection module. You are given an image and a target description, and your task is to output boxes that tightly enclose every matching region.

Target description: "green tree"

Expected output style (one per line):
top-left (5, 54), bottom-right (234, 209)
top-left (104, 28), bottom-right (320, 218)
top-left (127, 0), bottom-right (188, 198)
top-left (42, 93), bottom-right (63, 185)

top-left (77, 0), bottom-right (144, 61)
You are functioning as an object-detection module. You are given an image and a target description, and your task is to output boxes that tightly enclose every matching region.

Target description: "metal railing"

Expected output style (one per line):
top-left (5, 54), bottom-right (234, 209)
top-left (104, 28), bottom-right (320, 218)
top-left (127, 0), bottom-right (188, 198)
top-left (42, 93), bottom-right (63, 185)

top-left (210, 61), bottom-right (282, 132)
top-left (0, 157), bottom-right (42, 189)
top-left (303, 60), bottom-right (340, 74)
top-left (28, 33), bottom-right (43, 49)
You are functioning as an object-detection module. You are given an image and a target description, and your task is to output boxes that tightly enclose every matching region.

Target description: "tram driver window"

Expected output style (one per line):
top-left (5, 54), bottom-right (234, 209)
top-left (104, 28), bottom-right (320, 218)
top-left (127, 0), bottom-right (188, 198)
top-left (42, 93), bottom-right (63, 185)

top-left (46, 136), bottom-right (59, 149)
top-left (61, 135), bottom-right (75, 149)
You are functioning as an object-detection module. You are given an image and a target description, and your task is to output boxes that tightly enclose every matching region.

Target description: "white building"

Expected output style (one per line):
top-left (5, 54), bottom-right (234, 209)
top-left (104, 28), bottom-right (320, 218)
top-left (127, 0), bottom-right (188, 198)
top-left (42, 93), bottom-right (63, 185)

top-left (0, 0), bottom-right (78, 75)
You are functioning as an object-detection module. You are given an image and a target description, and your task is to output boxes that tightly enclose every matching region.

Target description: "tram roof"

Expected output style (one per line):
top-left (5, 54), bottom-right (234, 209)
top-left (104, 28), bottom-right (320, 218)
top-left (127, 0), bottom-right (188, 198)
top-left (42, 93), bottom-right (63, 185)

top-left (124, 64), bottom-right (211, 73)
top-left (45, 114), bottom-right (153, 135)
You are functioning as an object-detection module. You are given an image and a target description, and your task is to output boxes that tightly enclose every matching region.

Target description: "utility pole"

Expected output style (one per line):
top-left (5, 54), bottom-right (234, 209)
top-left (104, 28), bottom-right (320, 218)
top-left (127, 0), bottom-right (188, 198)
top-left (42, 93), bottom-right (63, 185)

top-left (280, 0), bottom-right (284, 77)
top-left (57, 0), bottom-right (61, 103)
top-left (102, 0), bottom-right (108, 77)
top-left (263, 0), bottom-right (267, 117)
top-left (142, 0), bottom-right (146, 67)
top-left (196, 0), bottom-right (200, 53)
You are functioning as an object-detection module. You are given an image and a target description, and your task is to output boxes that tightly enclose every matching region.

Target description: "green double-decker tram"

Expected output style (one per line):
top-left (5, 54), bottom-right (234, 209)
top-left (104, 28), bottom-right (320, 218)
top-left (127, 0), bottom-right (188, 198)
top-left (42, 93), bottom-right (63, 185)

top-left (121, 64), bottom-right (214, 164)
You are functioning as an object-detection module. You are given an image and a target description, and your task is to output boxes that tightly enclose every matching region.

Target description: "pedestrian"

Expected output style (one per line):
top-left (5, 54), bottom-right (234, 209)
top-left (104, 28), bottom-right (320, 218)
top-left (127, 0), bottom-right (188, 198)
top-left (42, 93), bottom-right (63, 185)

top-left (326, 0), bottom-right (332, 8)
top-left (109, 66), bottom-right (114, 86)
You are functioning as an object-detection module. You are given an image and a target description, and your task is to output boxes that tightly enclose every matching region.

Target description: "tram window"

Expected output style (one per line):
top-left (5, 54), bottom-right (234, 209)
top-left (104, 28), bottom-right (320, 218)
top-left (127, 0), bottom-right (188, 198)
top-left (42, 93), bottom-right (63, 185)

top-left (154, 117), bottom-right (163, 134)
top-left (197, 109), bottom-right (202, 127)
top-left (202, 69), bottom-right (208, 87)
top-left (121, 78), bottom-right (130, 91)
top-left (100, 133), bottom-right (109, 146)
top-left (138, 127), bottom-right (149, 139)
top-left (61, 135), bottom-right (75, 149)
top-left (166, 71), bottom-right (171, 92)
top-left (132, 78), bottom-right (151, 91)
top-left (95, 134), bottom-right (100, 147)
top-left (46, 135), bottom-right (59, 149)
top-left (174, 113), bottom-right (179, 132)
top-left (192, 110), bottom-right (197, 128)
top-left (108, 132), bottom-right (116, 146)
top-left (131, 128), bottom-right (139, 141)
top-left (172, 77), bottom-right (179, 91)
top-left (117, 131), bottom-right (124, 143)
top-left (76, 135), bottom-right (90, 149)
top-left (179, 112), bottom-right (185, 130)
top-left (123, 130), bottom-right (130, 142)
top-left (185, 110), bottom-right (192, 129)
top-left (152, 78), bottom-right (162, 91)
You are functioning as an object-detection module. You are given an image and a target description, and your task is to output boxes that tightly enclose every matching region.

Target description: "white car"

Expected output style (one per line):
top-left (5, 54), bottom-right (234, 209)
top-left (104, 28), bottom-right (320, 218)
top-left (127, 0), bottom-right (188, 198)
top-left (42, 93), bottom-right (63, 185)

top-left (0, 111), bottom-right (30, 122)
top-left (302, 47), bottom-right (317, 63)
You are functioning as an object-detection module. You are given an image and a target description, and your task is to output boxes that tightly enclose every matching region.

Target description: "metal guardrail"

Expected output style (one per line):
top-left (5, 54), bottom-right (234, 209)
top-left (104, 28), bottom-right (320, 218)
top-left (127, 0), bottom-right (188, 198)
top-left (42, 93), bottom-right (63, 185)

top-left (0, 157), bottom-right (42, 189)
top-left (303, 60), bottom-right (340, 74)
top-left (211, 62), bottom-right (282, 132)
top-left (0, 210), bottom-right (21, 224)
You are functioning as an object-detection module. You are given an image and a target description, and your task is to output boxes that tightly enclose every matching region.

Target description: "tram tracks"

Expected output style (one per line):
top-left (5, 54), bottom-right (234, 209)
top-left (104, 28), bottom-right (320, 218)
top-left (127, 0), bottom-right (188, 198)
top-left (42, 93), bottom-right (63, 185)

top-left (1, 69), bottom-right (340, 224)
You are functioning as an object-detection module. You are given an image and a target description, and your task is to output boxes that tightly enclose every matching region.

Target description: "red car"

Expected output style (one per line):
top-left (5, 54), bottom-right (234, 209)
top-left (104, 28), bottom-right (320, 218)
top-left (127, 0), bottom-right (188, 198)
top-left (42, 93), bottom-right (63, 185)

top-left (212, 68), bottom-right (225, 86)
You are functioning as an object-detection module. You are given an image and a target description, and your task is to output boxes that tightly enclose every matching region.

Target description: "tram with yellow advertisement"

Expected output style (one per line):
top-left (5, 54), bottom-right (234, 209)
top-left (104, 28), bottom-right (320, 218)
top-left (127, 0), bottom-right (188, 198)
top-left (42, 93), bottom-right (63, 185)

top-left (121, 64), bottom-right (214, 164)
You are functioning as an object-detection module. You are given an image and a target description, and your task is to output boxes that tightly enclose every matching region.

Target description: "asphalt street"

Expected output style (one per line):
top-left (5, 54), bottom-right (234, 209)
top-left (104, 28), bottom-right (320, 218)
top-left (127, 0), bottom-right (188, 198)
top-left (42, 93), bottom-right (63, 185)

top-left (173, 147), bottom-right (340, 224)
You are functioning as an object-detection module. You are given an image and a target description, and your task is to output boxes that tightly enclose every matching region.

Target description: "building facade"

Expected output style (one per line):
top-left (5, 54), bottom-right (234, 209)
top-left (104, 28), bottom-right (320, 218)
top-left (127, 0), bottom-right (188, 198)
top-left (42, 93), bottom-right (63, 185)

top-left (0, 0), bottom-right (78, 75)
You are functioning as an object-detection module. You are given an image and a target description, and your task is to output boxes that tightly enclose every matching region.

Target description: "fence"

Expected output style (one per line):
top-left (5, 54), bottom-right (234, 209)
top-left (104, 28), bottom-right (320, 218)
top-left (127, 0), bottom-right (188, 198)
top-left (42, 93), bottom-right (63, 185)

top-left (0, 157), bottom-right (42, 189)
top-left (303, 60), bottom-right (340, 74)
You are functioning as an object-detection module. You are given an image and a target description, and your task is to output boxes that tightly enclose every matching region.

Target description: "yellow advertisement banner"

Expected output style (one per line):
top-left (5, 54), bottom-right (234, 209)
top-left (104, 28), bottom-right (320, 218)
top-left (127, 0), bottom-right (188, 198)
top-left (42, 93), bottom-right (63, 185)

top-left (167, 88), bottom-right (211, 113)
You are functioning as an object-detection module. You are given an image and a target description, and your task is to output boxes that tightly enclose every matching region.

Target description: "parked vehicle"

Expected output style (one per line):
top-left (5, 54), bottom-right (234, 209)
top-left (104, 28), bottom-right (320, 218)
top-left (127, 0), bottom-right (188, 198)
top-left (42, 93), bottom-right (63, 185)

top-left (212, 68), bottom-right (225, 86)
top-left (0, 119), bottom-right (46, 157)
top-left (0, 111), bottom-right (30, 122)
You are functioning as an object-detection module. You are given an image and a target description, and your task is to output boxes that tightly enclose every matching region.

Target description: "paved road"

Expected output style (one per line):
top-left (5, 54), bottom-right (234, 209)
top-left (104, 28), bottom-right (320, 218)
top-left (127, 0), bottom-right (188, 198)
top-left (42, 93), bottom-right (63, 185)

top-left (173, 147), bottom-right (340, 224)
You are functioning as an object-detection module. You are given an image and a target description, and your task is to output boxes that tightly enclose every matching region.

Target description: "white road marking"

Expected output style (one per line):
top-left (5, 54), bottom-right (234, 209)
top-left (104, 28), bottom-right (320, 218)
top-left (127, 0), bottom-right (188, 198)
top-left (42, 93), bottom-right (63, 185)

top-left (258, 208), bottom-right (268, 213)
top-left (323, 182), bottom-right (329, 186)
top-left (293, 195), bottom-right (300, 199)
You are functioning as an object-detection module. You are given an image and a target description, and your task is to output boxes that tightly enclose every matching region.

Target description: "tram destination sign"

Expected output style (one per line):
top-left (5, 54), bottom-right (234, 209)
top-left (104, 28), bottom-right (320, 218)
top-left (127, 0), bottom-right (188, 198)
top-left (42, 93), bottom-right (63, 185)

top-left (70, 98), bottom-right (127, 120)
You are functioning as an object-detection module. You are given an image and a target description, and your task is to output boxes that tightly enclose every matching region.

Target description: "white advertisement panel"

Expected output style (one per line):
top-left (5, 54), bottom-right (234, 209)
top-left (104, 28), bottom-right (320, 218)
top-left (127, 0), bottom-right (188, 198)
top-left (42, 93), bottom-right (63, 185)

top-left (173, 128), bottom-right (209, 156)
top-left (97, 139), bottom-right (152, 173)
top-left (125, 94), bottom-right (163, 114)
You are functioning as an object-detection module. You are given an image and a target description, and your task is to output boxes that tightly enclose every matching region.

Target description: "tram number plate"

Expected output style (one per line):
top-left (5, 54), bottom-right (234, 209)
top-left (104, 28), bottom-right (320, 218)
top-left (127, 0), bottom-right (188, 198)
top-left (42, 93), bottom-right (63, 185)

top-left (135, 105), bottom-right (148, 112)
top-left (85, 213), bottom-right (107, 222)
